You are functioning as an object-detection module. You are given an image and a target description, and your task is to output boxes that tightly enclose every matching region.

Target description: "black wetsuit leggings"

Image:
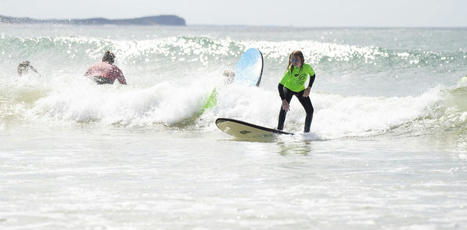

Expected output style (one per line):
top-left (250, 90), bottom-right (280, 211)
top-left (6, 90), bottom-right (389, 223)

top-left (277, 88), bottom-right (314, 132)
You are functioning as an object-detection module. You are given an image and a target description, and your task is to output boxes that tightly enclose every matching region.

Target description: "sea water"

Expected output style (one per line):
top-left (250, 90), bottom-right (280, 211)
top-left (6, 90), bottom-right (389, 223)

top-left (0, 25), bottom-right (466, 229)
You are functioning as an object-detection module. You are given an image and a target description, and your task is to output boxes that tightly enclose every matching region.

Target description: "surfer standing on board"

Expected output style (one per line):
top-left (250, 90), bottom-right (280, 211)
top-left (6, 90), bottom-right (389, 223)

top-left (277, 50), bottom-right (315, 133)
top-left (84, 51), bottom-right (127, 85)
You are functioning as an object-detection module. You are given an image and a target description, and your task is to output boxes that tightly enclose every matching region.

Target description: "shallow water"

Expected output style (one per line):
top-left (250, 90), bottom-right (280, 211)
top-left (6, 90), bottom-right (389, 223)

top-left (1, 124), bottom-right (466, 229)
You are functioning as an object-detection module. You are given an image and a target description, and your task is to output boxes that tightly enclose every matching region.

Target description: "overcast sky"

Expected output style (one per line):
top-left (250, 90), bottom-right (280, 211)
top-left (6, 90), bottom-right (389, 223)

top-left (1, 0), bottom-right (466, 27)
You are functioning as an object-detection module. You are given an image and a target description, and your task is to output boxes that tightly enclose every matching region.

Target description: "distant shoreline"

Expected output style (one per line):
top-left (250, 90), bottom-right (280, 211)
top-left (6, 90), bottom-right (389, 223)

top-left (0, 15), bottom-right (186, 26)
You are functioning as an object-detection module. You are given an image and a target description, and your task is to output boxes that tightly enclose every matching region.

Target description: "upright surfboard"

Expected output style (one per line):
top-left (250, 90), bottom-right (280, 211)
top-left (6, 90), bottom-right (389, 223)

top-left (216, 118), bottom-right (293, 139)
top-left (203, 48), bottom-right (263, 112)
top-left (234, 48), bottom-right (264, 87)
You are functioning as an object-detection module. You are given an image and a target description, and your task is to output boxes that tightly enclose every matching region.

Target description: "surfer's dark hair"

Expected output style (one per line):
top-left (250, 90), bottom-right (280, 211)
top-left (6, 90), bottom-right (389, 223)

top-left (17, 61), bottom-right (31, 76)
top-left (102, 51), bottom-right (115, 64)
top-left (288, 50), bottom-right (305, 72)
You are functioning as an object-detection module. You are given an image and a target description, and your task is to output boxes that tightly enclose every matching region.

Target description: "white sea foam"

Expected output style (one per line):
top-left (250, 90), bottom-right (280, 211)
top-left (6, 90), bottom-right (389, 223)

top-left (25, 75), bottom-right (215, 127)
top-left (0, 69), bottom-right (463, 141)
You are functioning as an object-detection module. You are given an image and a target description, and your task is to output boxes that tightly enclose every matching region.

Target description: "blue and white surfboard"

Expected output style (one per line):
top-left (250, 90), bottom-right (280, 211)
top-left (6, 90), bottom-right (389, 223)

top-left (234, 48), bottom-right (264, 87)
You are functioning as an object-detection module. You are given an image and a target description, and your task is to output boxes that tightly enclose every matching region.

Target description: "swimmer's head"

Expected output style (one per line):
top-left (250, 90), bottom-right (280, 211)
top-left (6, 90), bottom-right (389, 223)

top-left (17, 61), bottom-right (31, 76)
top-left (102, 51), bottom-right (116, 64)
top-left (223, 70), bottom-right (235, 85)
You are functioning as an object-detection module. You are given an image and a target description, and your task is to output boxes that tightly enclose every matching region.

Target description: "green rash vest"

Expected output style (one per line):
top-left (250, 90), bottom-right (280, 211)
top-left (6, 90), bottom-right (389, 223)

top-left (279, 63), bottom-right (315, 92)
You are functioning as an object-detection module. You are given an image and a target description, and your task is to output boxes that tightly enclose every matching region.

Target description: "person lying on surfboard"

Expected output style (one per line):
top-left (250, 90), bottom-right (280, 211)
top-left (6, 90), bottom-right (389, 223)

top-left (84, 51), bottom-right (127, 85)
top-left (277, 50), bottom-right (316, 133)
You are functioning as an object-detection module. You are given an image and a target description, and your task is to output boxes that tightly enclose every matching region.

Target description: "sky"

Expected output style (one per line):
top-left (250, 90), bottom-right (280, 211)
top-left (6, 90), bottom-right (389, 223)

top-left (1, 0), bottom-right (466, 27)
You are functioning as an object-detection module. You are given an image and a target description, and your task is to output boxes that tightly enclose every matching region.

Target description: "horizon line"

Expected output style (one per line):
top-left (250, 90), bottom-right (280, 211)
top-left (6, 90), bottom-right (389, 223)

top-left (1, 23), bottom-right (466, 29)
top-left (1, 14), bottom-right (466, 28)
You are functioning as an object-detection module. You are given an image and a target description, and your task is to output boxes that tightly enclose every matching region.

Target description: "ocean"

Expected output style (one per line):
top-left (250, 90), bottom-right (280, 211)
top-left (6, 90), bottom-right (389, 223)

top-left (1, 24), bottom-right (466, 229)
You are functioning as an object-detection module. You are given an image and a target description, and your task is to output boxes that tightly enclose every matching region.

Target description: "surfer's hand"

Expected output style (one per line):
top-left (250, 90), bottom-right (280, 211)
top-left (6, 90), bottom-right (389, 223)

top-left (303, 87), bottom-right (311, 97)
top-left (281, 100), bottom-right (290, 111)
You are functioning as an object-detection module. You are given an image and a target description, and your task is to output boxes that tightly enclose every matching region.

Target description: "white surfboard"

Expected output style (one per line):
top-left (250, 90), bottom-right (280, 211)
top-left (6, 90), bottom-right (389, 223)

top-left (216, 118), bottom-right (293, 139)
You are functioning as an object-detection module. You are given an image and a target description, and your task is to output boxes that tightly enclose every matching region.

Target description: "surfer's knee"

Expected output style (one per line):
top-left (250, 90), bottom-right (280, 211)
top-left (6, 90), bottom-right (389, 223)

top-left (303, 103), bottom-right (313, 115)
top-left (308, 106), bottom-right (314, 115)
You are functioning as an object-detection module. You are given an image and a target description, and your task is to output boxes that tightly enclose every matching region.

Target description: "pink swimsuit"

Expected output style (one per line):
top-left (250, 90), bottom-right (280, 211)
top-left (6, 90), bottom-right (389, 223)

top-left (85, 62), bottom-right (126, 84)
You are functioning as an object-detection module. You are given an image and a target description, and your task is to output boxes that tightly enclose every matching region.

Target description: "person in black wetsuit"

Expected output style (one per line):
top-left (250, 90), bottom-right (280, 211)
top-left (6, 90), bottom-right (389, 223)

top-left (277, 50), bottom-right (316, 133)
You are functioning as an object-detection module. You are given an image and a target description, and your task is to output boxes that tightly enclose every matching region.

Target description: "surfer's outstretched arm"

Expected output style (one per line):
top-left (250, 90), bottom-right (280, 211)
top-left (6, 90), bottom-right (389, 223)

top-left (30, 66), bottom-right (41, 77)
